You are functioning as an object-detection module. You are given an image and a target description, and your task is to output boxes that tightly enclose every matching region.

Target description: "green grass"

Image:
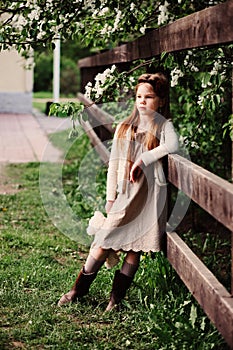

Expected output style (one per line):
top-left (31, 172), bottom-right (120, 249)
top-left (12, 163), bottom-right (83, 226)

top-left (33, 91), bottom-right (77, 99)
top-left (32, 101), bottom-right (47, 113)
top-left (33, 91), bottom-right (53, 114)
top-left (0, 130), bottom-right (229, 349)
top-left (33, 91), bottom-right (53, 99)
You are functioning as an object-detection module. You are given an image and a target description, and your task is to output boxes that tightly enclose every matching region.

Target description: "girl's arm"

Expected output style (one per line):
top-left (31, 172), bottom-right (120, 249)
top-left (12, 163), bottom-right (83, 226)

top-left (141, 120), bottom-right (178, 166)
top-left (130, 121), bottom-right (178, 182)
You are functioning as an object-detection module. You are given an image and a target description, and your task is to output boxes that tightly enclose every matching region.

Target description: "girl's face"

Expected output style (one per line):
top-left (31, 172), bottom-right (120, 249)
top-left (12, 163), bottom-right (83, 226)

top-left (136, 83), bottom-right (161, 117)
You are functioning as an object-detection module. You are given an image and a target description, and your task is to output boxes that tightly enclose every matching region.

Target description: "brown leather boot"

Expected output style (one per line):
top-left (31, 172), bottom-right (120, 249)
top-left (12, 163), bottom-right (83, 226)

top-left (58, 267), bottom-right (97, 306)
top-left (105, 270), bottom-right (133, 311)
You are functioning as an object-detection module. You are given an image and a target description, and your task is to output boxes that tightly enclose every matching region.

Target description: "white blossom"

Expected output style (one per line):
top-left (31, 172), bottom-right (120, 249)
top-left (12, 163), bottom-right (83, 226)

top-left (99, 7), bottom-right (109, 16)
top-left (158, 1), bottom-right (169, 26)
top-left (170, 67), bottom-right (184, 87)
top-left (37, 31), bottom-right (47, 40)
top-left (184, 55), bottom-right (189, 66)
top-left (191, 141), bottom-right (199, 149)
top-left (28, 8), bottom-right (40, 21)
top-left (183, 52), bottom-right (200, 72)
top-left (210, 60), bottom-right (221, 76)
top-left (84, 66), bottom-right (117, 100)
top-left (140, 26), bottom-right (146, 34)
top-left (129, 76), bottom-right (135, 83)
top-left (92, 6), bottom-right (109, 18)
top-left (197, 95), bottom-right (205, 109)
top-left (179, 135), bottom-right (185, 144)
top-left (111, 65), bottom-right (116, 73)
top-left (179, 135), bottom-right (188, 146)
top-left (83, 0), bottom-right (95, 10)
top-left (130, 3), bottom-right (136, 11)
top-left (84, 82), bottom-right (92, 99)
top-left (113, 9), bottom-right (122, 32)
top-left (179, 136), bottom-right (199, 149)
top-left (100, 23), bottom-right (112, 36)
top-left (190, 65), bottom-right (199, 72)
top-left (95, 86), bottom-right (104, 99)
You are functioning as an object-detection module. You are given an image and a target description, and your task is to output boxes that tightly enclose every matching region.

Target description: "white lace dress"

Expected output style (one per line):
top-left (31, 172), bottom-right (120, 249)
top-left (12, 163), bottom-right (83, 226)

top-left (91, 132), bottom-right (168, 252)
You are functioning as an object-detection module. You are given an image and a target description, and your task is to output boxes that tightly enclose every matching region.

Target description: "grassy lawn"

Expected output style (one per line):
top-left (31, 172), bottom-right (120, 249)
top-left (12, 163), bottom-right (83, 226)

top-left (0, 129), bottom-right (229, 349)
top-left (33, 91), bottom-right (53, 99)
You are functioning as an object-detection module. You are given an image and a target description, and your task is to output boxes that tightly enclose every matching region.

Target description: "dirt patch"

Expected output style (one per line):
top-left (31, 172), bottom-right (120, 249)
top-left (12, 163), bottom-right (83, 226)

top-left (12, 341), bottom-right (26, 349)
top-left (0, 164), bottom-right (23, 195)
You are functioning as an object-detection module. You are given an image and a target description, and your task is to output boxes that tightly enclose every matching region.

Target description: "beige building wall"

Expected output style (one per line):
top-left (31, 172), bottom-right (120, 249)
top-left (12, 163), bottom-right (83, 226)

top-left (0, 49), bottom-right (33, 114)
top-left (0, 49), bottom-right (33, 92)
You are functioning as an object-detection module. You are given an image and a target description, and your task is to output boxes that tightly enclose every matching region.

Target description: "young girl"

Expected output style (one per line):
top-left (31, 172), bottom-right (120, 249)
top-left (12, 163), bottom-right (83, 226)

top-left (58, 72), bottom-right (179, 311)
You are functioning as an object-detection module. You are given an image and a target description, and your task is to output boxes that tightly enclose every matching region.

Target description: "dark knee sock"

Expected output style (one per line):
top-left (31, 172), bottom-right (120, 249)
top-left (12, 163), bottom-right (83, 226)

top-left (84, 254), bottom-right (105, 274)
top-left (120, 259), bottom-right (140, 278)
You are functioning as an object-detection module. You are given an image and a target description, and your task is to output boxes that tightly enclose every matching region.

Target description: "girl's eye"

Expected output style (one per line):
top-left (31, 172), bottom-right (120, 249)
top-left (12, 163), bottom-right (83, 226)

top-left (136, 95), bottom-right (155, 99)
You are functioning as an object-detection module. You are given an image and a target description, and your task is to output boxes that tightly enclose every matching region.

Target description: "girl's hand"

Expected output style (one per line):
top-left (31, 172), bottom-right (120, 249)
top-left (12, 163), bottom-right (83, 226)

top-left (130, 158), bottom-right (144, 183)
top-left (105, 200), bottom-right (115, 214)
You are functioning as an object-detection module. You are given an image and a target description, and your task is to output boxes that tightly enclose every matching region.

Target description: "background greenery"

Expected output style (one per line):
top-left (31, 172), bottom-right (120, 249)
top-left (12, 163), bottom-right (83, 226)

top-left (33, 40), bottom-right (91, 95)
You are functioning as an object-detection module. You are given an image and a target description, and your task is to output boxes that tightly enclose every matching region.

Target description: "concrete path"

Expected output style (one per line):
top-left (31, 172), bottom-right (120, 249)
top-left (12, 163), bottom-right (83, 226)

top-left (0, 110), bottom-right (71, 164)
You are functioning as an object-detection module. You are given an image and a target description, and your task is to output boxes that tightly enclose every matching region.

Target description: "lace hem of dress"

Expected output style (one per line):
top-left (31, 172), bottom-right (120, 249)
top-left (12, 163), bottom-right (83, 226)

top-left (91, 226), bottom-right (164, 253)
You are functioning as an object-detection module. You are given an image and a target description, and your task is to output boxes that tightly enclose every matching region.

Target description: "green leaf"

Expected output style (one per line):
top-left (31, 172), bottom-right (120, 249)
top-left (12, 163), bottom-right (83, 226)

top-left (200, 317), bottom-right (206, 331)
top-left (189, 304), bottom-right (197, 329)
top-left (160, 51), bottom-right (167, 60)
top-left (202, 72), bottom-right (211, 86)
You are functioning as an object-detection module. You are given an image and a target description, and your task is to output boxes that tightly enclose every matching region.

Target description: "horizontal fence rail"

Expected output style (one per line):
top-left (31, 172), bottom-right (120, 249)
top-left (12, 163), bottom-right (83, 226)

top-left (168, 154), bottom-right (233, 232)
top-left (79, 1), bottom-right (233, 69)
top-left (167, 231), bottom-right (233, 346)
top-left (79, 117), bottom-right (110, 164)
top-left (78, 93), bottom-right (115, 134)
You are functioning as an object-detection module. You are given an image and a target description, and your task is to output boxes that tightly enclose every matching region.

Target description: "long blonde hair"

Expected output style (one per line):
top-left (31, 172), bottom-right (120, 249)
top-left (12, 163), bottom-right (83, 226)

top-left (117, 72), bottom-right (169, 150)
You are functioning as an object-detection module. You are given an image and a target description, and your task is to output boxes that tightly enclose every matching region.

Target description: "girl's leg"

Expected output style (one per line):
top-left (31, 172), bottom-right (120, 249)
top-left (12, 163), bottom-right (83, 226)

top-left (120, 251), bottom-right (141, 277)
top-left (106, 251), bottom-right (141, 311)
top-left (58, 247), bottom-right (110, 306)
top-left (84, 247), bottom-right (109, 273)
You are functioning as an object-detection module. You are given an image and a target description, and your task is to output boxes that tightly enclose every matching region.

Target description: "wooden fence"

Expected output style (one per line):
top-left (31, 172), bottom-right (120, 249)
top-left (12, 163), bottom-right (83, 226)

top-left (78, 1), bottom-right (233, 347)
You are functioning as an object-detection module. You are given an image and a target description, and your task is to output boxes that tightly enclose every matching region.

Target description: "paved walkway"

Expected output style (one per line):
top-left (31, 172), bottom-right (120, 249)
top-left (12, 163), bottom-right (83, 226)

top-left (0, 110), bottom-right (71, 164)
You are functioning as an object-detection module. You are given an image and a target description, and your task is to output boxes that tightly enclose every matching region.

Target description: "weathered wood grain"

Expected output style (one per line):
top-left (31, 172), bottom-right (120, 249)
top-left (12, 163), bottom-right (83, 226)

top-left (79, 118), bottom-right (110, 164)
top-left (79, 1), bottom-right (233, 68)
top-left (167, 231), bottom-right (233, 348)
top-left (168, 154), bottom-right (233, 232)
top-left (78, 93), bottom-right (115, 133)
